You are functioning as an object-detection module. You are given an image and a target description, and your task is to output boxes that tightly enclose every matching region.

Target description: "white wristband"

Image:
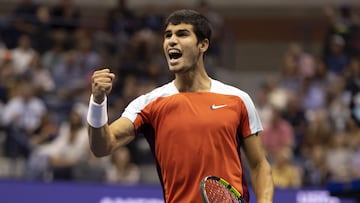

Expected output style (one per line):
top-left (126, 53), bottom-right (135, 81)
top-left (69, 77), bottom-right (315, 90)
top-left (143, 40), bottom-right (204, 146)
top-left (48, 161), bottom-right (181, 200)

top-left (87, 94), bottom-right (108, 128)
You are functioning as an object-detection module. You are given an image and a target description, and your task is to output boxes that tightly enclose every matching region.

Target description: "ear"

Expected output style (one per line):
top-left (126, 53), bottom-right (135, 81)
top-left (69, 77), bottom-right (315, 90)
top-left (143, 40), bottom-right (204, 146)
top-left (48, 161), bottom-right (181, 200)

top-left (199, 39), bottom-right (209, 53)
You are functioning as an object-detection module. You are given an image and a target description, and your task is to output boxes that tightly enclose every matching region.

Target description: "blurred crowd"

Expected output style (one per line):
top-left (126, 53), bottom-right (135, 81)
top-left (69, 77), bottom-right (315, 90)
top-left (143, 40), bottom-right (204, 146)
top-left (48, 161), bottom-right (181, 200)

top-left (0, 0), bottom-right (223, 185)
top-left (0, 0), bottom-right (172, 184)
top-left (258, 5), bottom-right (360, 189)
top-left (0, 0), bottom-right (359, 190)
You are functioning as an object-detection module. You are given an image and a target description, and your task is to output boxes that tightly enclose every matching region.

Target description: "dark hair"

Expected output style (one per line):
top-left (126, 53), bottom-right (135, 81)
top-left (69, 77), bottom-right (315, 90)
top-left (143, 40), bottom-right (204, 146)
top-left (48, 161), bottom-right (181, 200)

top-left (164, 9), bottom-right (212, 44)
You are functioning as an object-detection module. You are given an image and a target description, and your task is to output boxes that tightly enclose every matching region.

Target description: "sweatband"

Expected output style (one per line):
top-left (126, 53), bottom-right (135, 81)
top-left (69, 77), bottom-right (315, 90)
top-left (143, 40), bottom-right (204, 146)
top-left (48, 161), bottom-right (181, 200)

top-left (87, 94), bottom-right (108, 128)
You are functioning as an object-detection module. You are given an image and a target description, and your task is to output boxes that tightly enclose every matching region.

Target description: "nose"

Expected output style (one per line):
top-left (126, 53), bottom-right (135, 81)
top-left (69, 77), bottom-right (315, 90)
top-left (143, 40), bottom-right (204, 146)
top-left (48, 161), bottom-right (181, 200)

top-left (168, 35), bottom-right (178, 47)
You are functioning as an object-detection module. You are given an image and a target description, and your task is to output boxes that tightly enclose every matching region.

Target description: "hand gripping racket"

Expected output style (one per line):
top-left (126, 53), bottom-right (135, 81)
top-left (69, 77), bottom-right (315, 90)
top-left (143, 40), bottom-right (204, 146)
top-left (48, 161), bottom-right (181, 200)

top-left (200, 176), bottom-right (248, 203)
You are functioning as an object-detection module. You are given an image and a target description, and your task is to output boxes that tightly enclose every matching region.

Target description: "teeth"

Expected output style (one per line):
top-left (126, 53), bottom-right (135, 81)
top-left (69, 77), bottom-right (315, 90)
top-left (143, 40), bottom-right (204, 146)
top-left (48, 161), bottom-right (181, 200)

top-left (168, 49), bottom-right (182, 60)
top-left (169, 49), bottom-right (180, 54)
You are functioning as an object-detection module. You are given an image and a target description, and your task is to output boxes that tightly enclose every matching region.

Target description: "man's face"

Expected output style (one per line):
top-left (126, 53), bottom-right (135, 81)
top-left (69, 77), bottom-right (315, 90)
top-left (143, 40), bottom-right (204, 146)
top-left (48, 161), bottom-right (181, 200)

top-left (163, 23), bottom-right (203, 73)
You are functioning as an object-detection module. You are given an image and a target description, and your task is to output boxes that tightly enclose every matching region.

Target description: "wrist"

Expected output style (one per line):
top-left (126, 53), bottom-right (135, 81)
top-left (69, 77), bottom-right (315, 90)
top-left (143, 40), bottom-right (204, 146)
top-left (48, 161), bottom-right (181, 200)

top-left (93, 93), bottom-right (106, 104)
top-left (87, 94), bottom-right (108, 128)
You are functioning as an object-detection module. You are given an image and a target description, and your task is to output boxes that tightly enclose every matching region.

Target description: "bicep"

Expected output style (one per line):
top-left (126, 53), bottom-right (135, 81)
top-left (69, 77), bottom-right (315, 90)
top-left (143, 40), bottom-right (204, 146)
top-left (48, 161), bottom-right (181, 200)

top-left (109, 117), bottom-right (136, 148)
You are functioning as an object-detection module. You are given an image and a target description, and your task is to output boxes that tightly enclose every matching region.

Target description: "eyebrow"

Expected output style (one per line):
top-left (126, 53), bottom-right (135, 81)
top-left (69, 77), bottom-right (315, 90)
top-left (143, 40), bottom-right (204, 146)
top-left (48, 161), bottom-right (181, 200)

top-left (164, 29), bottom-right (190, 35)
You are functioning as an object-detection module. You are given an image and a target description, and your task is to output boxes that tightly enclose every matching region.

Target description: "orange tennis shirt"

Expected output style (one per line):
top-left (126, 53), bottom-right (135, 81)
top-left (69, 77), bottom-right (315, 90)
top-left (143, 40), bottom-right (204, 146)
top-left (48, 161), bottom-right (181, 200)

top-left (121, 79), bottom-right (263, 203)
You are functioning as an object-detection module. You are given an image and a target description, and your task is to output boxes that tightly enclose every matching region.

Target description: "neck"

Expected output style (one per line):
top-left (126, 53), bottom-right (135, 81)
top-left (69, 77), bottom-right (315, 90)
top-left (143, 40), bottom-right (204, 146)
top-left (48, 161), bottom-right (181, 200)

top-left (174, 65), bottom-right (211, 92)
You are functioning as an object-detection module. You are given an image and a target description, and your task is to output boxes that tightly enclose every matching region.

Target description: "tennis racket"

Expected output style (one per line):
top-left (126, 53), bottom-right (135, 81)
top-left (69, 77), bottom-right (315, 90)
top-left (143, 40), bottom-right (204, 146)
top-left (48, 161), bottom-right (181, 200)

top-left (200, 175), bottom-right (248, 203)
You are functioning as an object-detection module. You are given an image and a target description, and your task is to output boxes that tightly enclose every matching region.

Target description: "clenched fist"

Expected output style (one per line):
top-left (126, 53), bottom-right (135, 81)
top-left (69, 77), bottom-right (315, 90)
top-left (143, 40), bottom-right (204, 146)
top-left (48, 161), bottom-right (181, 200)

top-left (91, 69), bottom-right (115, 104)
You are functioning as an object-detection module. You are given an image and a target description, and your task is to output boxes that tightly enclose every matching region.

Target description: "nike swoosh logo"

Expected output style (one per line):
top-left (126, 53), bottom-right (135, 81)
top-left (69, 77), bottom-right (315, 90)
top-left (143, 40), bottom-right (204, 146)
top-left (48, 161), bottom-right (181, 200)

top-left (211, 104), bottom-right (227, 110)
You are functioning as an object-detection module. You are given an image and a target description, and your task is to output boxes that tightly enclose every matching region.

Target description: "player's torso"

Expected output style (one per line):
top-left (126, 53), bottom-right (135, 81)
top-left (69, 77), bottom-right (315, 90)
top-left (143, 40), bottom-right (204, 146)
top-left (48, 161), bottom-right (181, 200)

top-left (147, 92), bottom-right (245, 203)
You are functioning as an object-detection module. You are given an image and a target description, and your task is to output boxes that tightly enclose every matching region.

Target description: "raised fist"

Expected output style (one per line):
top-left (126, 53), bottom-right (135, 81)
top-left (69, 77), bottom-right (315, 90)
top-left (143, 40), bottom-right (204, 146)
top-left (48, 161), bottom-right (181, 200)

top-left (91, 68), bottom-right (115, 104)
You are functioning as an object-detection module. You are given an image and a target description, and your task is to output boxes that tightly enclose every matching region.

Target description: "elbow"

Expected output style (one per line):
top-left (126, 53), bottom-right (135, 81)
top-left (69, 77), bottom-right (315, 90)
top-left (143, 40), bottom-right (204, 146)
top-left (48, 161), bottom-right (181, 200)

top-left (90, 146), bottom-right (111, 157)
top-left (261, 158), bottom-right (272, 173)
top-left (252, 158), bottom-right (272, 175)
top-left (91, 151), bottom-right (108, 158)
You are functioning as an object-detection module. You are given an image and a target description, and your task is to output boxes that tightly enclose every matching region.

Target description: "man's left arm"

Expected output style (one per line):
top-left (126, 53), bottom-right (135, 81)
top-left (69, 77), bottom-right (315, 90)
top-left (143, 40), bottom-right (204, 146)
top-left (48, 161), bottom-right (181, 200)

top-left (243, 133), bottom-right (274, 203)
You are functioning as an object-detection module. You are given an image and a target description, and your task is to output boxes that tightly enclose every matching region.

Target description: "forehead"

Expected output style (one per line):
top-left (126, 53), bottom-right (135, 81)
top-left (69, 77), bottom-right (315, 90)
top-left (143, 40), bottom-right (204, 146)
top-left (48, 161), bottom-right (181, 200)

top-left (165, 23), bottom-right (194, 33)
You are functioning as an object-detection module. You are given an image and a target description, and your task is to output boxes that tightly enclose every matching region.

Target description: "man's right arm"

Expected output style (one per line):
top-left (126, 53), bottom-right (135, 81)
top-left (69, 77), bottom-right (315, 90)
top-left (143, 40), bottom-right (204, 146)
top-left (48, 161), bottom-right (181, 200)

top-left (87, 68), bottom-right (135, 157)
top-left (88, 117), bottom-right (135, 157)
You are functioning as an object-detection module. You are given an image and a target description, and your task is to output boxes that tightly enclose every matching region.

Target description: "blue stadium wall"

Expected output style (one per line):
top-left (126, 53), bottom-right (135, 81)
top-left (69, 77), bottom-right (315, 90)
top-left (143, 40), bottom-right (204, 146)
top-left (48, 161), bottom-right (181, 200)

top-left (0, 180), bottom-right (358, 203)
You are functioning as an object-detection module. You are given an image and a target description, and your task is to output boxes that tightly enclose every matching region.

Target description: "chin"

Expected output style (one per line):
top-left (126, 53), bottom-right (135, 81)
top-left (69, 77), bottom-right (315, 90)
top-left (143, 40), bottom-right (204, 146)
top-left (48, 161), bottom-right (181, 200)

top-left (168, 68), bottom-right (182, 74)
top-left (168, 64), bottom-right (182, 73)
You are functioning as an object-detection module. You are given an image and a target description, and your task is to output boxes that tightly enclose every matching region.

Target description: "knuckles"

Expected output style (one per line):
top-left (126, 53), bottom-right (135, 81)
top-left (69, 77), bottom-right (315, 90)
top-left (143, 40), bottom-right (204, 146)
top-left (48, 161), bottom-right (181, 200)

top-left (91, 70), bottom-right (114, 93)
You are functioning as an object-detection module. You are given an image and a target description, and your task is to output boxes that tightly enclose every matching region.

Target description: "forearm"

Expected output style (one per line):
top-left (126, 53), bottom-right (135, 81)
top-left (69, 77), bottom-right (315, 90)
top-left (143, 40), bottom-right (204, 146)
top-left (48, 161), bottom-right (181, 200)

top-left (250, 160), bottom-right (274, 203)
top-left (87, 92), bottom-right (114, 157)
top-left (88, 125), bottom-right (115, 157)
top-left (87, 69), bottom-right (134, 156)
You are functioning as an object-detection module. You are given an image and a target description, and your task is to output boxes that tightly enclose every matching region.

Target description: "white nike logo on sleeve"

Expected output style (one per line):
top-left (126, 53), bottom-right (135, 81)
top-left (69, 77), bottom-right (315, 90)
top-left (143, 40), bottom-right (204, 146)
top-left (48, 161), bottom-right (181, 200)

top-left (211, 104), bottom-right (227, 110)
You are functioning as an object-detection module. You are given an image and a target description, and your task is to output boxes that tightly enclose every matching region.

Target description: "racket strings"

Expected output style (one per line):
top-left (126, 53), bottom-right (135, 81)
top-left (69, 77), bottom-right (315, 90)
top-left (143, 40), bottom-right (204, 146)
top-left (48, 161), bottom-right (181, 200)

top-left (205, 179), bottom-right (239, 203)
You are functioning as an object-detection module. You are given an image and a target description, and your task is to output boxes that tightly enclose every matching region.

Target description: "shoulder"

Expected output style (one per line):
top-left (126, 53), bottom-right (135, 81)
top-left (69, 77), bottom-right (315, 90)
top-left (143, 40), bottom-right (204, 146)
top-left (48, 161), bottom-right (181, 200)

top-left (147, 81), bottom-right (178, 97)
top-left (122, 82), bottom-right (177, 121)
top-left (127, 81), bottom-right (178, 110)
top-left (211, 79), bottom-right (253, 102)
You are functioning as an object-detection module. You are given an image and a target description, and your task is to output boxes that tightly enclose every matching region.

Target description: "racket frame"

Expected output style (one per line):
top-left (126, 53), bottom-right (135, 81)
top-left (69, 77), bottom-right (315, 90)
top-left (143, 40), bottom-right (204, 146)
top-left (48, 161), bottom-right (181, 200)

top-left (200, 175), bottom-right (246, 203)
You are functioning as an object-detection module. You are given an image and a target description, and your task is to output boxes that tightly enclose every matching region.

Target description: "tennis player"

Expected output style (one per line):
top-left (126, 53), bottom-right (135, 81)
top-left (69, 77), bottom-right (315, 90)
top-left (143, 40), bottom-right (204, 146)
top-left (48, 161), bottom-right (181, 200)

top-left (87, 9), bottom-right (274, 203)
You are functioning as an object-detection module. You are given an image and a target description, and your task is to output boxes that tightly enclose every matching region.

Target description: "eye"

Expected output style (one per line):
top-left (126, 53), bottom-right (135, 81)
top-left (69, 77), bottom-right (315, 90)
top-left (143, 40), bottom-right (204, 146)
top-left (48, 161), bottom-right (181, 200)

top-left (176, 31), bottom-right (188, 37)
top-left (164, 32), bottom-right (172, 39)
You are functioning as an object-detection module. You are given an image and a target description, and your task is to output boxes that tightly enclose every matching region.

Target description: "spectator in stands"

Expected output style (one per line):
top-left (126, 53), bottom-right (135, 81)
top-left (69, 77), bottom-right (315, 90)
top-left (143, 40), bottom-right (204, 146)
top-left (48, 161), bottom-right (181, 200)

top-left (298, 59), bottom-right (331, 137)
top-left (300, 76), bottom-right (327, 112)
top-left (26, 53), bottom-right (55, 96)
top-left (303, 145), bottom-right (330, 187)
top-left (348, 12), bottom-right (360, 57)
top-left (41, 30), bottom-right (67, 72)
top-left (254, 83), bottom-right (273, 129)
top-left (326, 132), bottom-right (353, 182)
top-left (345, 57), bottom-right (360, 126)
top-left (32, 5), bottom-right (52, 54)
top-left (346, 119), bottom-right (360, 180)
top-left (1, 79), bottom-right (47, 158)
top-left (106, 0), bottom-right (138, 37)
top-left (302, 109), bottom-right (332, 149)
top-left (51, 0), bottom-right (81, 32)
top-left (140, 4), bottom-right (164, 33)
top-left (10, 34), bottom-right (37, 75)
top-left (351, 133), bottom-right (360, 179)
top-left (0, 49), bottom-right (14, 104)
top-left (347, 117), bottom-right (360, 142)
top-left (8, 0), bottom-right (39, 48)
top-left (324, 34), bottom-right (350, 75)
top-left (105, 146), bottom-right (140, 184)
top-left (72, 149), bottom-right (107, 183)
top-left (93, 0), bottom-right (137, 65)
top-left (322, 5), bottom-right (353, 58)
top-left (0, 39), bottom-right (7, 65)
top-left (73, 32), bottom-right (101, 74)
top-left (311, 57), bottom-right (333, 89)
top-left (284, 42), bottom-right (316, 80)
top-left (50, 49), bottom-right (88, 106)
top-left (261, 105), bottom-right (294, 161)
top-left (271, 146), bottom-right (302, 188)
top-left (326, 75), bottom-right (351, 132)
top-left (278, 53), bottom-right (302, 94)
top-left (45, 32), bottom-right (94, 120)
top-left (347, 118), bottom-right (360, 175)
top-left (28, 112), bottom-right (58, 147)
top-left (111, 28), bottom-right (167, 99)
top-left (282, 92), bottom-right (307, 157)
top-left (26, 103), bottom-right (88, 181)
top-left (267, 77), bottom-right (289, 111)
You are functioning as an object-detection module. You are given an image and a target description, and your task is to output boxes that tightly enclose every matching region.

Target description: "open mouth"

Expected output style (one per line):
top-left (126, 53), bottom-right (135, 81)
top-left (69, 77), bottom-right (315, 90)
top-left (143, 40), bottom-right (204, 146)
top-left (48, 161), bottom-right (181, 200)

top-left (169, 50), bottom-right (182, 60)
